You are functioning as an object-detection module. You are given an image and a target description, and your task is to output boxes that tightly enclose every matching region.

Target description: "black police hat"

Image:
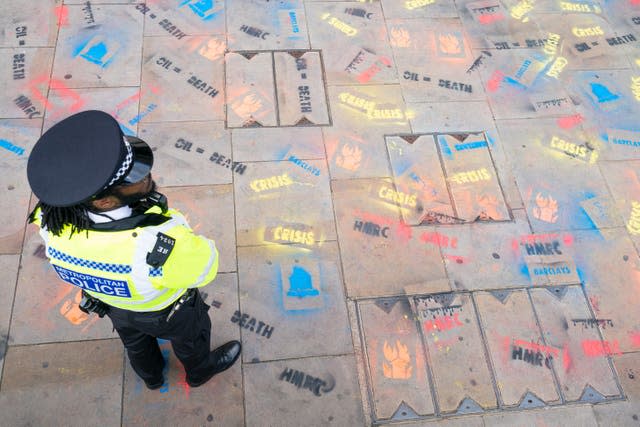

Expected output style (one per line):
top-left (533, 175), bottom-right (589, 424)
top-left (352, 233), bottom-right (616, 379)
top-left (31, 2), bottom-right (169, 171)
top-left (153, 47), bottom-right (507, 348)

top-left (27, 110), bottom-right (153, 207)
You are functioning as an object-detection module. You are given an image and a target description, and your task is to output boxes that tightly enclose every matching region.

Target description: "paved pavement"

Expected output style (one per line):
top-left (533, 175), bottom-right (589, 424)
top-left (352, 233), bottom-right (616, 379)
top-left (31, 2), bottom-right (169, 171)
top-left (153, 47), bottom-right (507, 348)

top-left (1, 0), bottom-right (640, 426)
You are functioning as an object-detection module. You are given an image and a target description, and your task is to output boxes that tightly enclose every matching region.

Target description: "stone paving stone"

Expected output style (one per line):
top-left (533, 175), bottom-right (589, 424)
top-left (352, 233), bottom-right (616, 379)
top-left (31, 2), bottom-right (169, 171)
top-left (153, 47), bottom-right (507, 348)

top-left (306, 2), bottom-right (396, 85)
top-left (140, 0), bottom-right (226, 37)
top-left (225, 51), bottom-right (277, 128)
top-left (243, 355), bottom-right (365, 427)
top-left (600, 130), bottom-right (640, 161)
top-left (234, 160), bottom-right (335, 247)
top-left (51, 4), bottom-right (143, 88)
top-left (483, 404), bottom-right (599, 426)
top-left (0, 0), bottom-right (60, 48)
top-left (0, 255), bottom-right (19, 379)
top-left (388, 18), bottom-right (485, 103)
top-left (141, 36), bottom-right (225, 122)
top-left (236, 242), bottom-right (352, 362)
top-left (475, 289), bottom-right (561, 406)
top-left (0, 339), bottom-right (123, 427)
top-left (396, 416), bottom-right (485, 427)
top-left (227, 0), bottom-right (309, 51)
top-left (43, 87), bottom-right (142, 135)
top-left (415, 292), bottom-right (498, 413)
top-left (518, 231), bottom-right (581, 287)
top-left (331, 178), bottom-right (449, 298)
top-left (385, 134), bottom-right (455, 226)
top-left (496, 118), bottom-right (619, 233)
top-left (440, 209), bottom-right (535, 291)
top-left (138, 121), bottom-right (232, 187)
top-left (0, 119), bottom-right (39, 254)
top-left (359, 298), bottom-right (436, 420)
top-left (381, 0), bottom-right (459, 18)
top-left (0, 47), bottom-right (53, 119)
top-left (570, 228), bottom-right (640, 353)
top-left (325, 84), bottom-right (410, 180)
top-left (232, 126), bottom-right (325, 162)
top-left (11, 224), bottom-right (117, 345)
top-left (593, 352), bottom-right (640, 426)
top-left (274, 51), bottom-right (330, 126)
top-left (529, 286), bottom-right (621, 402)
top-left (122, 274), bottom-right (243, 427)
top-left (161, 185), bottom-right (236, 274)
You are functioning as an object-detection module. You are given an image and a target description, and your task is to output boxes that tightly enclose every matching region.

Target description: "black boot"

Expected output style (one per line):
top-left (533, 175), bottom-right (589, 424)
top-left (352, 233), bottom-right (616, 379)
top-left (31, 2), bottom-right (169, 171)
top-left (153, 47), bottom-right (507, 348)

top-left (186, 340), bottom-right (242, 387)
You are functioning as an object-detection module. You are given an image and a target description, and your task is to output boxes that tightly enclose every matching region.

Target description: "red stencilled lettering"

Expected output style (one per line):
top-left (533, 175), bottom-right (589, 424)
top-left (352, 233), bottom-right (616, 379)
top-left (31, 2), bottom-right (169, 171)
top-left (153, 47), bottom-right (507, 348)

top-left (424, 313), bottom-right (463, 332)
top-left (487, 70), bottom-right (505, 92)
top-left (395, 221), bottom-right (413, 242)
top-left (478, 13), bottom-right (505, 24)
top-left (512, 339), bottom-right (560, 357)
top-left (557, 114), bottom-right (584, 129)
top-left (28, 76), bottom-right (84, 119)
top-left (420, 231), bottom-right (458, 248)
top-left (582, 339), bottom-right (621, 356)
top-left (562, 344), bottom-right (572, 372)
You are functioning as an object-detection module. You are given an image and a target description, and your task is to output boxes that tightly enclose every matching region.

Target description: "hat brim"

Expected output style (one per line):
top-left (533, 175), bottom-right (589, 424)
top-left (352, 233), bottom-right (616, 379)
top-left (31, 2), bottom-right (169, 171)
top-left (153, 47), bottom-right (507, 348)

top-left (122, 136), bottom-right (154, 184)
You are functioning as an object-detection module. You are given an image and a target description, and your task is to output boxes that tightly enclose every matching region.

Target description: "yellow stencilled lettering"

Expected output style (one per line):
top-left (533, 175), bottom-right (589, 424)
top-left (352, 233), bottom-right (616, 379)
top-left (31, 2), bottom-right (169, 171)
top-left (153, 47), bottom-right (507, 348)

top-left (405, 0), bottom-right (435, 10)
top-left (450, 168), bottom-right (491, 184)
top-left (378, 186), bottom-right (417, 207)
top-left (339, 92), bottom-right (376, 113)
top-left (323, 15), bottom-right (358, 36)
top-left (560, 2), bottom-right (596, 12)
top-left (544, 33), bottom-right (561, 56)
top-left (546, 57), bottom-right (568, 79)
top-left (270, 226), bottom-right (315, 246)
top-left (549, 135), bottom-right (594, 160)
top-left (511, 0), bottom-right (534, 21)
top-left (572, 26), bottom-right (604, 37)
top-left (631, 76), bottom-right (640, 101)
top-left (627, 201), bottom-right (640, 235)
top-left (250, 173), bottom-right (294, 192)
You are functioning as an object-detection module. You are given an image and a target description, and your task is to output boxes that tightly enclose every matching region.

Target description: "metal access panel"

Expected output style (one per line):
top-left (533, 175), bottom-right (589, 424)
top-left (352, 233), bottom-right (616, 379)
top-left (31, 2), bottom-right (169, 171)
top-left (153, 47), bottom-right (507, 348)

top-left (474, 290), bottom-right (561, 407)
top-left (225, 50), bottom-right (330, 128)
top-left (358, 298), bottom-right (435, 422)
top-left (385, 132), bottom-right (511, 225)
top-left (529, 286), bottom-right (622, 402)
top-left (414, 293), bottom-right (498, 413)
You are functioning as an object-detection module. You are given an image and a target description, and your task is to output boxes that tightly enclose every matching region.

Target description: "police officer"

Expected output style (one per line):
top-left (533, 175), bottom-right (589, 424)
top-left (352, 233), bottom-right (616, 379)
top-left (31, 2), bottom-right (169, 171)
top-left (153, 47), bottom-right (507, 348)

top-left (26, 110), bottom-right (241, 390)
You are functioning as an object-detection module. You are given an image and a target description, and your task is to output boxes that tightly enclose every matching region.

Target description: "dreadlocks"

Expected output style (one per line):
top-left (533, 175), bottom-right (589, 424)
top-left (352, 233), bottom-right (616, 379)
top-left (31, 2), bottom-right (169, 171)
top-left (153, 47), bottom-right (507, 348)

top-left (29, 201), bottom-right (92, 237)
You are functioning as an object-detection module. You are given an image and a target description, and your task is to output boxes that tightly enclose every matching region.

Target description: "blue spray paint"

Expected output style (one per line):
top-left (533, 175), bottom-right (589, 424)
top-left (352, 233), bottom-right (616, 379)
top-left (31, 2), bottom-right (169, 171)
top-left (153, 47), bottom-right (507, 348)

top-left (0, 139), bottom-right (25, 156)
top-left (590, 82), bottom-right (619, 103)
top-left (178, 0), bottom-right (223, 21)
top-left (437, 135), bottom-right (453, 159)
top-left (287, 266), bottom-right (319, 297)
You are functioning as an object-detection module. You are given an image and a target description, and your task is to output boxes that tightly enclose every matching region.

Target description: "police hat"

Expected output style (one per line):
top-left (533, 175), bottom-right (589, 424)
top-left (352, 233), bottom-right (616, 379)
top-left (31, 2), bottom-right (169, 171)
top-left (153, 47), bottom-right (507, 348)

top-left (27, 110), bottom-right (153, 207)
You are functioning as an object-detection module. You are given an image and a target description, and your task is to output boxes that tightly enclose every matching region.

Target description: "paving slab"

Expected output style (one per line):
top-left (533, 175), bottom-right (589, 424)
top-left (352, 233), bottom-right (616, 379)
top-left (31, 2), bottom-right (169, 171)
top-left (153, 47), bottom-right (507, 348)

top-left (0, 339), bottom-right (123, 427)
top-left (243, 355), bottom-right (365, 427)
top-left (232, 126), bottom-right (325, 162)
top-left (529, 286), bottom-right (621, 402)
top-left (161, 185), bottom-right (236, 274)
top-left (140, 0), bottom-right (226, 37)
top-left (483, 404), bottom-right (599, 426)
top-left (234, 159), bottom-right (335, 247)
top-left (52, 4), bottom-right (143, 88)
top-left (474, 289), bottom-right (561, 407)
top-left (122, 274), bottom-right (243, 427)
top-left (141, 36), bottom-right (225, 122)
top-left (325, 84), bottom-right (409, 179)
top-left (414, 292), bottom-right (498, 413)
top-left (358, 298), bottom-right (436, 421)
top-left (11, 224), bottom-right (117, 345)
top-left (0, 119), bottom-right (40, 254)
top-left (0, 0), bottom-right (60, 48)
top-left (138, 121), bottom-right (233, 187)
top-left (226, 0), bottom-right (309, 51)
top-left (570, 228), bottom-right (640, 353)
top-left (0, 47), bottom-right (54, 119)
top-left (380, 0), bottom-right (459, 18)
top-left (594, 352), bottom-right (640, 426)
top-left (306, 2), bottom-right (396, 85)
top-left (331, 178), bottom-right (449, 298)
top-left (0, 255), bottom-right (19, 379)
top-left (236, 242), bottom-right (352, 362)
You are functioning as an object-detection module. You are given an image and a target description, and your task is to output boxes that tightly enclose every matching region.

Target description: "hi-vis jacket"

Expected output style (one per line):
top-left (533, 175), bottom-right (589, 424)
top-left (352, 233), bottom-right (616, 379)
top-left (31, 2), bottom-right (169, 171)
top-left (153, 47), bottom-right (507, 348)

top-left (33, 206), bottom-right (218, 312)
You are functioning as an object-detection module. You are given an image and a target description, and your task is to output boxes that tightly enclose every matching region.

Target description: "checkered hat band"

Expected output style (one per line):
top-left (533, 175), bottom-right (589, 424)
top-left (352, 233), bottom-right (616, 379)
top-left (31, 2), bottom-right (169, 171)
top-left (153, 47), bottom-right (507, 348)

top-left (106, 137), bottom-right (133, 188)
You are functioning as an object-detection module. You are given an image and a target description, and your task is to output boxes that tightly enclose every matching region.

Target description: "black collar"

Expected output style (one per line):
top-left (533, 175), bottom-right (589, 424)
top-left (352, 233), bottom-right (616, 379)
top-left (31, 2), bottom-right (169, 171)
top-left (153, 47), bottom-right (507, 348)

top-left (88, 213), bottom-right (170, 231)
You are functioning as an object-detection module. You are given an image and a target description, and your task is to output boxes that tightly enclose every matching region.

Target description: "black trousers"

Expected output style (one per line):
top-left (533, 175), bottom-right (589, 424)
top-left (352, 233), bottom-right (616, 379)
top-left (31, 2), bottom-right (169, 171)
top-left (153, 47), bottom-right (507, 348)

top-left (106, 290), bottom-right (211, 384)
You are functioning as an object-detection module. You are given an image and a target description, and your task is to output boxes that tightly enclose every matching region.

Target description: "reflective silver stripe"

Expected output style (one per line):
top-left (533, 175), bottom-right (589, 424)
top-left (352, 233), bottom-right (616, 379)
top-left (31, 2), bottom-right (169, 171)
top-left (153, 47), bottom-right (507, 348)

top-left (190, 239), bottom-right (217, 288)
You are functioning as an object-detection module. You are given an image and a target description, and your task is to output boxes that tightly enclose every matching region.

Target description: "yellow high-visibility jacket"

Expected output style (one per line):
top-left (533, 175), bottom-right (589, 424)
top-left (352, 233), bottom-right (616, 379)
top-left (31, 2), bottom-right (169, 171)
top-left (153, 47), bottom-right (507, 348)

top-left (33, 206), bottom-right (218, 312)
